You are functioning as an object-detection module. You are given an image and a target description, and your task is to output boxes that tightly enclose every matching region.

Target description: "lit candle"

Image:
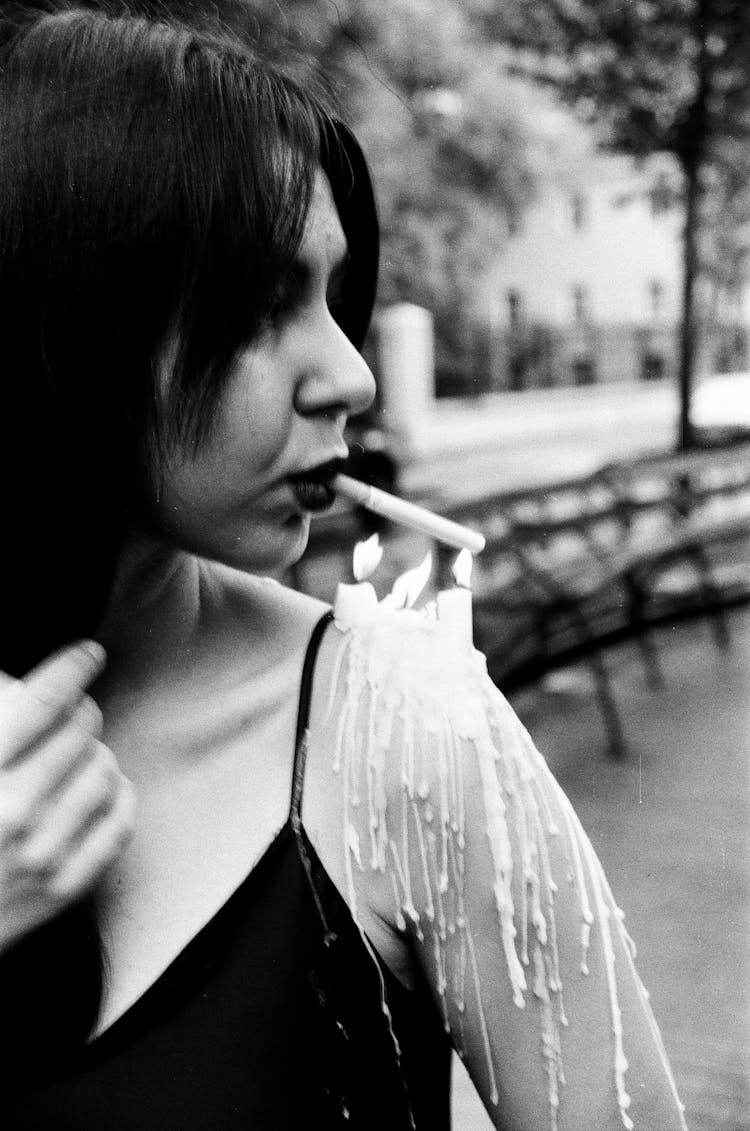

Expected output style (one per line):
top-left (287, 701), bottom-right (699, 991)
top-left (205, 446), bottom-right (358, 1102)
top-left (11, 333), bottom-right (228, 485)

top-left (436, 548), bottom-right (473, 650)
top-left (333, 533), bottom-right (381, 628)
top-left (381, 552), bottom-right (432, 612)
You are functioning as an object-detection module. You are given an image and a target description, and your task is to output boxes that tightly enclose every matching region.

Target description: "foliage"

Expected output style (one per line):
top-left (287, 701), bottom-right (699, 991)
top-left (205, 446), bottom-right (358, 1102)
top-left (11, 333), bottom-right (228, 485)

top-left (484, 0), bottom-right (750, 162)
top-left (479, 0), bottom-right (750, 444)
top-left (117, 0), bottom-right (537, 372)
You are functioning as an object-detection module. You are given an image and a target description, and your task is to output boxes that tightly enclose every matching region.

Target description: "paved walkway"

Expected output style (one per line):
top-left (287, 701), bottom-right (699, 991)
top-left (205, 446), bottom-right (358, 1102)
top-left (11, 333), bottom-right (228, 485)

top-left (299, 534), bottom-right (749, 1127)
top-left (399, 383), bottom-right (680, 502)
top-left (451, 606), bottom-right (750, 1130)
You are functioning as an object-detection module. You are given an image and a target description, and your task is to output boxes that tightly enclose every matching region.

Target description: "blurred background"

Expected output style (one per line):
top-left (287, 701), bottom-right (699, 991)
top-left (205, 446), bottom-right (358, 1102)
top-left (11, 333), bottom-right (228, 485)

top-left (136, 1), bottom-right (750, 1125)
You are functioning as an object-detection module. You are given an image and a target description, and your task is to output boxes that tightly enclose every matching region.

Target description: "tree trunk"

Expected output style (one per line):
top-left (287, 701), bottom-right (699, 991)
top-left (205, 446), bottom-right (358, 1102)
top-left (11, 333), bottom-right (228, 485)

top-left (677, 158), bottom-right (700, 451)
top-left (677, 0), bottom-right (713, 454)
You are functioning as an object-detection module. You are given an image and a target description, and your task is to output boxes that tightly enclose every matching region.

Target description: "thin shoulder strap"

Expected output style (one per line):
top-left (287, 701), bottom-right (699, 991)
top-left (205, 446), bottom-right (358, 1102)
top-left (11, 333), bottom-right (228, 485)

top-left (290, 609), bottom-right (334, 821)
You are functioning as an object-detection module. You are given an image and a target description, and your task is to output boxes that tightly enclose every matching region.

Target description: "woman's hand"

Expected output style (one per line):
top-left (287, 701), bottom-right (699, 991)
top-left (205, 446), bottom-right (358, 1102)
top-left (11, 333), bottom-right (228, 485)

top-left (0, 641), bottom-right (136, 954)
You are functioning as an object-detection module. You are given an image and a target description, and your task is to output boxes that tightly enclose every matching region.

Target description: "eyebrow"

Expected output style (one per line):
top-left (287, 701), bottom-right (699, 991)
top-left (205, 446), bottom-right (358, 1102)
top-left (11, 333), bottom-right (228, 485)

top-left (329, 247), bottom-right (352, 280)
top-left (291, 244), bottom-right (351, 286)
top-left (323, 211), bottom-right (350, 272)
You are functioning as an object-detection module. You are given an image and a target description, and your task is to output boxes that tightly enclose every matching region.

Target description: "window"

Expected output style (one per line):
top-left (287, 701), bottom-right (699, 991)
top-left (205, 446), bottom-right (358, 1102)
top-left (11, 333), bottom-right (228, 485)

top-left (571, 357), bottom-right (596, 385)
top-left (648, 280), bottom-right (665, 321)
top-left (649, 173), bottom-right (673, 216)
top-left (641, 353), bottom-right (665, 381)
top-left (509, 356), bottom-right (526, 391)
top-left (507, 289), bottom-right (522, 330)
top-left (572, 284), bottom-right (590, 323)
top-left (571, 193), bottom-right (588, 231)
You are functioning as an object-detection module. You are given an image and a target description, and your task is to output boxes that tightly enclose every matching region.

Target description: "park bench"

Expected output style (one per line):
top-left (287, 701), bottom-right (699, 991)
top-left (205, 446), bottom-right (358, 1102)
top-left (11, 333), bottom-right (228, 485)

top-left (292, 440), bottom-right (750, 756)
top-left (437, 440), bottom-right (750, 755)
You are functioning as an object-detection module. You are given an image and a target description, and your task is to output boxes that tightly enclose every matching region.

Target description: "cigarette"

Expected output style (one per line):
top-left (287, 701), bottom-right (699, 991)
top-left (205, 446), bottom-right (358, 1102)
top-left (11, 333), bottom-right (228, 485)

top-left (333, 474), bottom-right (486, 554)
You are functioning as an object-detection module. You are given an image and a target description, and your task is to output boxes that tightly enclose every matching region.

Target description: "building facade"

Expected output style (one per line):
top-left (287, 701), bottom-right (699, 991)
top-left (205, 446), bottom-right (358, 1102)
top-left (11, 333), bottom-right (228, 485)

top-left (486, 151), bottom-right (749, 393)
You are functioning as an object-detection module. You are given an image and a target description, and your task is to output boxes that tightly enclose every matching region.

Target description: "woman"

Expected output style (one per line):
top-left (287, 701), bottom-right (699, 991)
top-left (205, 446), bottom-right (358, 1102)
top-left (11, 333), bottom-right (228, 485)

top-left (0, 4), bottom-right (687, 1128)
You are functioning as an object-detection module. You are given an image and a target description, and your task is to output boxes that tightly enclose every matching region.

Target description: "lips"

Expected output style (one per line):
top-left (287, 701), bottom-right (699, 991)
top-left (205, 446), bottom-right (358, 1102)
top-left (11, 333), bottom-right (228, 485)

top-left (288, 456), bottom-right (344, 513)
top-left (290, 477), bottom-right (336, 512)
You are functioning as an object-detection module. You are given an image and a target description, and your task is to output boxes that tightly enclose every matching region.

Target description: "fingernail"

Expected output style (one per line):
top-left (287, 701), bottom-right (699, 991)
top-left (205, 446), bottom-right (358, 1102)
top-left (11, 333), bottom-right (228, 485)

top-left (78, 640), bottom-right (106, 667)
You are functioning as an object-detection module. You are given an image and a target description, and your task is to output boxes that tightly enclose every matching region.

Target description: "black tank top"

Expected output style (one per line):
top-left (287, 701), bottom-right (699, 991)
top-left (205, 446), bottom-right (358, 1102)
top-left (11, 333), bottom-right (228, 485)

top-left (8, 613), bottom-right (452, 1129)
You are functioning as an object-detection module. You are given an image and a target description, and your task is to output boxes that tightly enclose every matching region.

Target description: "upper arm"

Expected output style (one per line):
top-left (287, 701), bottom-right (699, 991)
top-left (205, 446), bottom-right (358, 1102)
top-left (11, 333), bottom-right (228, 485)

top-left (317, 616), bottom-right (687, 1131)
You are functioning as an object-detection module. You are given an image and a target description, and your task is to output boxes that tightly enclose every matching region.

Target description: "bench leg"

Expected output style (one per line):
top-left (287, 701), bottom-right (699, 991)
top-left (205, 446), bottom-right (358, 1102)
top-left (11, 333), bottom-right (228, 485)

top-left (549, 596), bottom-right (628, 759)
top-left (585, 650), bottom-right (627, 758)
top-left (689, 546), bottom-right (731, 650)
top-left (625, 575), bottom-right (665, 691)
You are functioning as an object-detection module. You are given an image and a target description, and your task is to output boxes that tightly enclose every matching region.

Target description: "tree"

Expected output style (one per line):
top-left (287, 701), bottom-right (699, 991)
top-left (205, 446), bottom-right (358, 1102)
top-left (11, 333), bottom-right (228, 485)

top-left (344, 18), bottom-right (535, 384)
top-left (480, 0), bottom-right (750, 447)
top-left (114, 0), bottom-right (537, 389)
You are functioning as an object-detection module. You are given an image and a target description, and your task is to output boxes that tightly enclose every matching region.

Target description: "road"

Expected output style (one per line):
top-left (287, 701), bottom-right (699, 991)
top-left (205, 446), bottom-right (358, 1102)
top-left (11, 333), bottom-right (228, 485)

top-left (451, 607), bottom-right (750, 1130)
top-left (302, 381), bottom-right (750, 1127)
top-left (397, 381), bottom-right (681, 504)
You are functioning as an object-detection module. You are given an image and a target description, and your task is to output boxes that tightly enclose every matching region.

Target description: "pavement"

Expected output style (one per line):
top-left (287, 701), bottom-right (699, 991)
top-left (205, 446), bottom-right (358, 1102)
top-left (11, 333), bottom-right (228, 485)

top-left (299, 387), bottom-right (750, 1127)
top-left (300, 534), bottom-right (750, 1128)
top-left (451, 605), bottom-right (750, 1131)
top-left (396, 382), bottom-right (681, 504)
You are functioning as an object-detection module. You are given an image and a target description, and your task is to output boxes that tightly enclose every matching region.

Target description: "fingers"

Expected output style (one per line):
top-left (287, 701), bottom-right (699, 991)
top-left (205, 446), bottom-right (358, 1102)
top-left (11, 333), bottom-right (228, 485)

top-left (49, 773), bottom-right (137, 903)
top-left (6, 696), bottom-right (104, 810)
top-left (0, 747), bottom-right (136, 949)
top-left (22, 640), bottom-right (106, 699)
top-left (0, 639), bottom-right (138, 951)
top-left (0, 641), bottom-right (106, 767)
top-left (21, 746), bottom-right (136, 899)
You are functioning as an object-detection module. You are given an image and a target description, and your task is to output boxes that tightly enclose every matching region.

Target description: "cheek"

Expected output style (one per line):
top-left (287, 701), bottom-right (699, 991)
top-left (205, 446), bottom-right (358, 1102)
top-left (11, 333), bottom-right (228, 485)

top-left (132, 425), bottom-right (224, 527)
top-left (223, 344), bottom-right (296, 449)
top-left (140, 353), bottom-right (295, 524)
top-left (160, 440), bottom-right (241, 514)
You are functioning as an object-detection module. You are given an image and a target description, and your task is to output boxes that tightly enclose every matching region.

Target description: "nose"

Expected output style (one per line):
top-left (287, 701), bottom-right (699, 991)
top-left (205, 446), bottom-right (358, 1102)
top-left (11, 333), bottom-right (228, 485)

top-left (294, 313), bottom-right (376, 424)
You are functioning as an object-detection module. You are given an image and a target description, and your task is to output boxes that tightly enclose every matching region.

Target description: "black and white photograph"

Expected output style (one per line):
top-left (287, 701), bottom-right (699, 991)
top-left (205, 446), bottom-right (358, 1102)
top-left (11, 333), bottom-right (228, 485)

top-left (0, 2), bottom-right (747, 1127)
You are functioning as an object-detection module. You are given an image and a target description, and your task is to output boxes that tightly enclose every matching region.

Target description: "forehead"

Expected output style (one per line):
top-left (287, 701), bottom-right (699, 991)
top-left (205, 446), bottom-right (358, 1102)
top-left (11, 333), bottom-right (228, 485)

top-left (301, 169), bottom-right (348, 265)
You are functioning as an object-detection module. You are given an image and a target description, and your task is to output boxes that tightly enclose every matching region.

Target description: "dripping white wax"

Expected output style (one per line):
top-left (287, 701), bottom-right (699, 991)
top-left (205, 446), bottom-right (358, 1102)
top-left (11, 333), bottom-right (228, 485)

top-left (328, 617), bottom-right (688, 1131)
top-left (333, 474), bottom-right (486, 554)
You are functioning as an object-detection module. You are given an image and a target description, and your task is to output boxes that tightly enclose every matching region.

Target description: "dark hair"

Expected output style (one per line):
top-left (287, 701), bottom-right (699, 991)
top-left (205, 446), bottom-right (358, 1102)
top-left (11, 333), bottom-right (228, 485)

top-left (0, 1), bottom-right (377, 1077)
top-left (0, 1), bottom-right (378, 677)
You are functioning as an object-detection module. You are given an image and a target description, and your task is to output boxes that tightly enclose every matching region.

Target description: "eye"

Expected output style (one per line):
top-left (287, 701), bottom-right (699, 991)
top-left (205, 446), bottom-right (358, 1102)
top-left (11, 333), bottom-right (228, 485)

top-left (327, 289), bottom-right (347, 327)
top-left (327, 263), bottom-right (349, 327)
top-left (266, 271), bottom-right (304, 328)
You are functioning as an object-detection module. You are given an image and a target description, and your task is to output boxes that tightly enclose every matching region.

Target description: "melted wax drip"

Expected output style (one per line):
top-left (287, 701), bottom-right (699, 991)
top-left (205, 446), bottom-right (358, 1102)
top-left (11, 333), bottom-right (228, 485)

top-left (328, 606), bottom-right (687, 1131)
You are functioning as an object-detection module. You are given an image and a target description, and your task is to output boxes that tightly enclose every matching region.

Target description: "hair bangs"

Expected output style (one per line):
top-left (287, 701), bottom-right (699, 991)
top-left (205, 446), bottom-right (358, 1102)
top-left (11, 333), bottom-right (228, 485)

top-left (165, 46), bottom-right (327, 448)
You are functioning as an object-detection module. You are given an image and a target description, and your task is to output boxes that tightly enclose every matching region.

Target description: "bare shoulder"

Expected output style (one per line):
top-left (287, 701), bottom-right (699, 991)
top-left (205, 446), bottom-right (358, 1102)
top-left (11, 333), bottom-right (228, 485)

top-left (300, 612), bottom-right (489, 989)
top-left (206, 565), bottom-right (330, 655)
top-left (301, 612), bottom-right (688, 1130)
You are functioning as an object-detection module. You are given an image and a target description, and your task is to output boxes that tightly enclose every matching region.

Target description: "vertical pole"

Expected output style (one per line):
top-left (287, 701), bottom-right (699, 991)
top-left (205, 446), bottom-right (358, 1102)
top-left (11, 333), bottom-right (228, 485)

top-left (376, 303), bottom-right (436, 454)
top-left (678, 162), bottom-right (700, 451)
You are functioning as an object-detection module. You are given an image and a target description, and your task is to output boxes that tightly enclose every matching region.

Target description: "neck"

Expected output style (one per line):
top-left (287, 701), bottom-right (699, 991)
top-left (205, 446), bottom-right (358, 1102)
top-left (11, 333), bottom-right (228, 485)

top-left (91, 534), bottom-right (295, 785)
top-left (96, 533), bottom-right (204, 676)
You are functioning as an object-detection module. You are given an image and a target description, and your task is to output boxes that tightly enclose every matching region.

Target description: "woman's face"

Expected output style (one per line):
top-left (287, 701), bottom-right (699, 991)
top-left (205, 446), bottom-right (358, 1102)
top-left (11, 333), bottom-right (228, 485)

top-left (150, 170), bottom-right (376, 573)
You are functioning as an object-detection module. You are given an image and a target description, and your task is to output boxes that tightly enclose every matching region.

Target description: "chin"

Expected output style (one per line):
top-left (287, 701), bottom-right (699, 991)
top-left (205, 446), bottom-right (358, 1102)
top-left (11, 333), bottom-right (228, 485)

top-left (219, 513), bottom-right (311, 576)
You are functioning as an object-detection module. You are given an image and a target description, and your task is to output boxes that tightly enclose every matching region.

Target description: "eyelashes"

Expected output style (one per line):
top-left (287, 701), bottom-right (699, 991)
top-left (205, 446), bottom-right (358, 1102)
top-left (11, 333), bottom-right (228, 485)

top-left (265, 267), bottom-right (347, 330)
top-left (266, 272), bottom-right (304, 327)
top-left (326, 290), bottom-right (347, 326)
top-left (327, 257), bottom-right (350, 327)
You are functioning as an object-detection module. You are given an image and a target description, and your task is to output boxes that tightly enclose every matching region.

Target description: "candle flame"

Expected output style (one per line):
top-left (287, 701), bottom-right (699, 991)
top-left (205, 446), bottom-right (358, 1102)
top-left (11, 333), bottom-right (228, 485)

top-left (451, 548), bottom-right (473, 589)
top-left (389, 553), bottom-right (433, 609)
top-left (353, 533), bottom-right (383, 582)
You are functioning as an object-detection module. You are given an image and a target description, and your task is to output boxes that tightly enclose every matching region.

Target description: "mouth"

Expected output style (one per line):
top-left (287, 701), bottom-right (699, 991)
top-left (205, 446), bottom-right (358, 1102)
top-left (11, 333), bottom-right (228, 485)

top-left (288, 456), bottom-right (346, 513)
